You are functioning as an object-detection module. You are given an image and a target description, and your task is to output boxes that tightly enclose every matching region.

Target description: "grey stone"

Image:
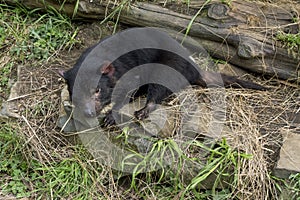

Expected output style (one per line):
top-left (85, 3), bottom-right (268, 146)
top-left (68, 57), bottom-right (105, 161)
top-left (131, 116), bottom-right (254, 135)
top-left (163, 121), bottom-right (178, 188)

top-left (273, 130), bottom-right (300, 178)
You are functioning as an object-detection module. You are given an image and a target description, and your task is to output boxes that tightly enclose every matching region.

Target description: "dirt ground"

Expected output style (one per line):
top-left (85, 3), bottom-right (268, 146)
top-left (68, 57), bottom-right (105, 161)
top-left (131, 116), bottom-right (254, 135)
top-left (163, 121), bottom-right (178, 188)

top-left (1, 22), bottom-right (119, 158)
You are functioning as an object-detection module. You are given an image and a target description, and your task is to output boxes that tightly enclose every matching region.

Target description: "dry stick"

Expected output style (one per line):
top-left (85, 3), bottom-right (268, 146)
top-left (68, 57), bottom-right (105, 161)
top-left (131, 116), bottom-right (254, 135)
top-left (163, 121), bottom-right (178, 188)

top-left (7, 87), bottom-right (62, 102)
top-left (7, 93), bottom-right (36, 102)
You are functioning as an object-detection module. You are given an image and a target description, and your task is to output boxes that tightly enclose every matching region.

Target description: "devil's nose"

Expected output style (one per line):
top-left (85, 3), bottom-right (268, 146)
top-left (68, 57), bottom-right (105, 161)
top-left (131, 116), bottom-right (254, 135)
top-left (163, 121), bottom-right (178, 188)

top-left (84, 108), bottom-right (96, 117)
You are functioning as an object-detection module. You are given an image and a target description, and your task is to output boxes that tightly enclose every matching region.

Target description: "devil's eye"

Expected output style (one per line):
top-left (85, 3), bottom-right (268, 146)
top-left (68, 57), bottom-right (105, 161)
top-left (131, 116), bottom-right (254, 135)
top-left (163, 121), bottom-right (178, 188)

top-left (95, 88), bottom-right (101, 94)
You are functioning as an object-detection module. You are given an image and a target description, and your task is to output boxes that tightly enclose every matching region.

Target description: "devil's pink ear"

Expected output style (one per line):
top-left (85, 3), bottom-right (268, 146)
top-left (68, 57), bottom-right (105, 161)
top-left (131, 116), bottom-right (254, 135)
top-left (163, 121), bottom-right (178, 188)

top-left (58, 70), bottom-right (66, 78)
top-left (100, 61), bottom-right (115, 77)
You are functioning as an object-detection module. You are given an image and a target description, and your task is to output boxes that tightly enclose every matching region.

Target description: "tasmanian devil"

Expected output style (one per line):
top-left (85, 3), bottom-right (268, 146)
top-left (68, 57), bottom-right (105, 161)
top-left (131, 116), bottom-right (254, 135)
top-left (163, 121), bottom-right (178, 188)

top-left (59, 27), bottom-right (266, 127)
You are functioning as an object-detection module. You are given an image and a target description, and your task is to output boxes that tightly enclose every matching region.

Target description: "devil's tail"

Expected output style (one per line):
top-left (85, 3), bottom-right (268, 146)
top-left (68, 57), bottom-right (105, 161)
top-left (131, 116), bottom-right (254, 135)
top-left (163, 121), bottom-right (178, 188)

top-left (197, 71), bottom-right (266, 90)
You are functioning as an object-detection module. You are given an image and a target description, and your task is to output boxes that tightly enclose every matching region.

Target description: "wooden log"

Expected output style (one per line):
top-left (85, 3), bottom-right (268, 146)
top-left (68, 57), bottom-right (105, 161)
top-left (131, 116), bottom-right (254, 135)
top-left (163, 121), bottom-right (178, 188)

top-left (5, 0), bottom-right (300, 80)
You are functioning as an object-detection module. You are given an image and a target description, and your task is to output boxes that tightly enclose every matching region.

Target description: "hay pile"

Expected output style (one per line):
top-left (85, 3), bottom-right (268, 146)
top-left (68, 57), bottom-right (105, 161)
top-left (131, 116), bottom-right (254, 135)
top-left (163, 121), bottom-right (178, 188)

top-left (137, 84), bottom-right (297, 198)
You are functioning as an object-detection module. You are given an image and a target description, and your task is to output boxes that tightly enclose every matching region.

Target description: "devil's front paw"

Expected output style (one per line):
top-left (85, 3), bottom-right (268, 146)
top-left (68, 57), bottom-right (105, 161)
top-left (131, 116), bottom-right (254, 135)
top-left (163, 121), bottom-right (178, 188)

top-left (103, 111), bottom-right (116, 127)
top-left (134, 107), bottom-right (150, 120)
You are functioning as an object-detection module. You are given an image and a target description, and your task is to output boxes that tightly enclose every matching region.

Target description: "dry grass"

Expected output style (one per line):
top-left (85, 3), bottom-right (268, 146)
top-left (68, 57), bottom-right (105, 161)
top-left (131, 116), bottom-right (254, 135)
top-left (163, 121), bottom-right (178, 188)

top-left (161, 83), bottom-right (298, 199)
top-left (7, 58), bottom-right (299, 199)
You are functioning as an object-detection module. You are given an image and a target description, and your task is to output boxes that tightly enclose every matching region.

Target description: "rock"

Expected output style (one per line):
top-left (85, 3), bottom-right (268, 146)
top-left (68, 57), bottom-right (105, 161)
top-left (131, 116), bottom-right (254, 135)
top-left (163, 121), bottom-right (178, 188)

top-left (273, 130), bottom-right (300, 178)
top-left (56, 86), bottom-right (77, 133)
top-left (0, 79), bottom-right (21, 119)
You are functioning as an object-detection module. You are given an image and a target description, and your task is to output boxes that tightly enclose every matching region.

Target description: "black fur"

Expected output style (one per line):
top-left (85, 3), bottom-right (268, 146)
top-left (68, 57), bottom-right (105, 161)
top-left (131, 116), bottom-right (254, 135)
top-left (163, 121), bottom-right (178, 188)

top-left (60, 29), bottom-right (266, 126)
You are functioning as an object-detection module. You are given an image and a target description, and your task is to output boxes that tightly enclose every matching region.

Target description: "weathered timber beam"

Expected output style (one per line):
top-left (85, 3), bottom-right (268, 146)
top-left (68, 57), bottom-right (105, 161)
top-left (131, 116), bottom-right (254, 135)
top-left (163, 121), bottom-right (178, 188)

top-left (4, 0), bottom-right (300, 80)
